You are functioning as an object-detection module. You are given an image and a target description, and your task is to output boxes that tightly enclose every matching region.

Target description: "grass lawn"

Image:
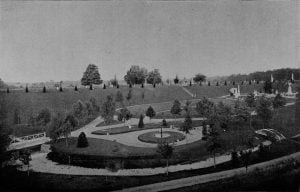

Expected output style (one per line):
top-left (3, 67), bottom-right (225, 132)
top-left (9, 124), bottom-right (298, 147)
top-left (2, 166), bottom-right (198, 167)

top-left (96, 120), bottom-right (123, 127)
top-left (92, 120), bottom-right (203, 135)
top-left (1, 85), bottom-right (191, 128)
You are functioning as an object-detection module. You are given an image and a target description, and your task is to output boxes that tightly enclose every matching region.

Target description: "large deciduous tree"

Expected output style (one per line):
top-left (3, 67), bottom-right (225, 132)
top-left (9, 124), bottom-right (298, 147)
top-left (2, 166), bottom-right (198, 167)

top-left (118, 108), bottom-right (132, 123)
top-left (256, 96), bottom-right (273, 129)
top-left (147, 69), bottom-right (162, 85)
top-left (245, 93), bottom-right (256, 108)
top-left (36, 108), bottom-right (51, 126)
top-left (206, 123), bottom-right (222, 168)
top-left (81, 64), bottom-right (103, 89)
top-left (193, 73), bottom-right (206, 84)
top-left (180, 112), bottom-right (193, 134)
top-left (157, 141), bottom-right (173, 176)
top-left (195, 97), bottom-right (215, 119)
top-left (264, 80), bottom-right (273, 94)
top-left (124, 65), bottom-right (148, 85)
top-left (101, 95), bottom-right (116, 124)
top-left (272, 94), bottom-right (286, 109)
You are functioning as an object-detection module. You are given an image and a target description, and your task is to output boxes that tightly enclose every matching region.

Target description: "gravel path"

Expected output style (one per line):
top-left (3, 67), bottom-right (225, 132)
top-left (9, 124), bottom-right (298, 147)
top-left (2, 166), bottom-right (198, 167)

top-left (19, 141), bottom-right (271, 176)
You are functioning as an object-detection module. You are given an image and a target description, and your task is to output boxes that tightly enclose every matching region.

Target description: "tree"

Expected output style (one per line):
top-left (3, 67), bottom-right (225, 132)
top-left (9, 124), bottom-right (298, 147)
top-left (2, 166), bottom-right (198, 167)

top-left (89, 97), bottom-right (100, 113)
top-left (101, 95), bottom-right (116, 124)
top-left (174, 75), bottom-right (179, 84)
top-left (157, 141), bottom-right (173, 176)
top-left (0, 123), bottom-right (12, 167)
top-left (193, 73), bottom-right (206, 84)
top-left (240, 150), bottom-right (252, 172)
top-left (183, 100), bottom-right (192, 112)
top-left (124, 65), bottom-right (148, 85)
top-left (126, 89), bottom-right (132, 104)
top-left (180, 112), bottom-right (193, 134)
top-left (170, 99), bottom-right (182, 120)
top-left (233, 101), bottom-right (250, 124)
top-left (72, 100), bottom-right (88, 122)
top-left (115, 91), bottom-right (124, 104)
top-left (147, 69), bottom-right (162, 85)
top-left (36, 108), bottom-right (51, 126)
top-left (264, 80), bottom-right (273, 94)
top-left (256, 96), bottom-right (273, 129)
top-left (146, 106), bottom-right (156, 119)
top-left (84, 100), bottom-right (94, 117)
top-left (43, 86), bottom-right (46, 93)
top-left (272, 94), bottom-right (286, 109)
top-left (245, 93), bottom-right (256, 108)
top-left (118, 108), bottom-right (132, 122)
top-left (74, 85), bottom-right (78, 91)
top-left (81, 64), bottom-right (103, 89)
top-left (19, 149), bottom-right (32, 176)
top-left (77, 132), bottom-right (88, 148)
top-left (162, 119), bottom-right (168, 127)
top-left (48, 113), bottom-right (64, 142)
top-left (110, 76), bottom-right (118, 87)
top-left (231, 151), bottom-right (239, 167)
top-left (60, 113), bottom-right (78, 147)
top-left (195, 97), bottom-right (215, 119)
top-left (138, 114), bottom-right (144, 128)
top-left (216, 101), bottom-right (232, 131)
top-left (206, 125), bottom-right (221, 168)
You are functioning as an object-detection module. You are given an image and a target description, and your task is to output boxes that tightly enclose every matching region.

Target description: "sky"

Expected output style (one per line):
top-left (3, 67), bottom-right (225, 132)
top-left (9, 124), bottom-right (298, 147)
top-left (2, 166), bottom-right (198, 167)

top-left (0, 0), bottom-right (299, 83)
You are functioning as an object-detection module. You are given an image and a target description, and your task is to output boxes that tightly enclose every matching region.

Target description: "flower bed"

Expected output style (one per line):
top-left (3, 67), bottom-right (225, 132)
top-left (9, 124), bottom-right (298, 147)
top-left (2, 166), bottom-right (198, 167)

top-left (138, 131), bottom-right (186, 144)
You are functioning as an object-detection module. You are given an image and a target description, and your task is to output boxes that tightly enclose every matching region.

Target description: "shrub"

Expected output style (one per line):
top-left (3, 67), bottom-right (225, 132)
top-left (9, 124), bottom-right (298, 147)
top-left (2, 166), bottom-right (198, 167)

top-left (162, 119), bottom-right (168, 127)
top-left (138, 114), bottom-right (144, 128)
top-left (77, 132), bottom-right (89, 148)
top-left (231, 151), bottom-right (239, 167)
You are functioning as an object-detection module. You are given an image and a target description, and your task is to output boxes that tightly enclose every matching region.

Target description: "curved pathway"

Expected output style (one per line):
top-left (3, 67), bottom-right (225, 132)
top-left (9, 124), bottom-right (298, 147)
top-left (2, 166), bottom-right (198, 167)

top-left (18, 141), bottom-right (271, 176)
top-left (113, 151), bottom-right (300, 192)
top-left (71, 117), bottom-right (205, 148)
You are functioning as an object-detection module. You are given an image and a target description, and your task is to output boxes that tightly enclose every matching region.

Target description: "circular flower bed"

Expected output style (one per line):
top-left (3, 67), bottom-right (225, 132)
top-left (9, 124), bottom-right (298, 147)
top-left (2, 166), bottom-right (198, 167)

top-left (138, 131), bottom-right (185, 144)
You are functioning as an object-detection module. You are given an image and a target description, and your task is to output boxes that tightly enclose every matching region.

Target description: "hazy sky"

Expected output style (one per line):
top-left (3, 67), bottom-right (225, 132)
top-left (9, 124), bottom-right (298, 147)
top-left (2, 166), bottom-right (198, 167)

top-left (0, 1), bottom-right (298, 83)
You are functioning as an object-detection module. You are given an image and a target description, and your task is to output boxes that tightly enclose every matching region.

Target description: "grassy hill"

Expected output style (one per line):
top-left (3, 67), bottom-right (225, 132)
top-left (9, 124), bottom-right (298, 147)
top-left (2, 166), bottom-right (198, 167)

top-left (1, 85), bottom-right (191, 127)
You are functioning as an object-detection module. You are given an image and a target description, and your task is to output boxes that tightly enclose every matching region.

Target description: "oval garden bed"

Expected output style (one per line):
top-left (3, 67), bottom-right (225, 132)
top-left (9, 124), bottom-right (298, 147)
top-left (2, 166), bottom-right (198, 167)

top-left (138, 131), bottom-right (186, 144)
